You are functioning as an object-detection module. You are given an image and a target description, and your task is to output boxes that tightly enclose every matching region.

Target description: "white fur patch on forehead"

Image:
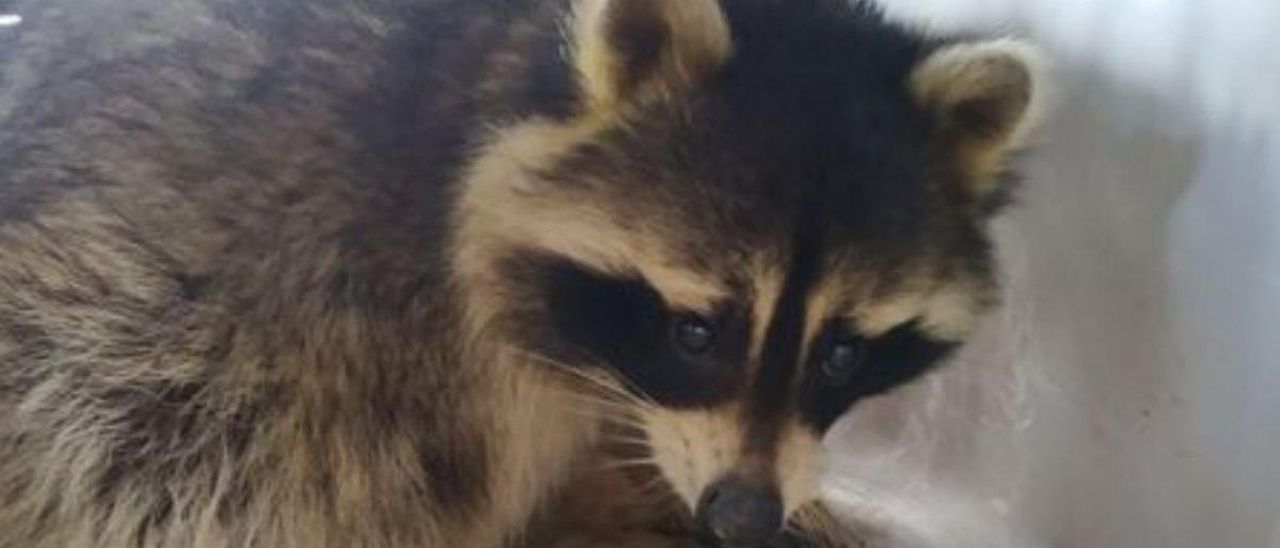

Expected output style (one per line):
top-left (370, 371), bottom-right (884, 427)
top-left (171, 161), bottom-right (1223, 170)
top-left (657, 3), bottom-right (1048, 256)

top-left (452, 119), bottom-right (728, 325)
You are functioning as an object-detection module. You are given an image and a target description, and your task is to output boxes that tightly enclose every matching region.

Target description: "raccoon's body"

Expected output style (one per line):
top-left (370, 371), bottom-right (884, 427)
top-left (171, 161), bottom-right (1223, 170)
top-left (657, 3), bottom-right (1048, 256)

top-left (0, 0), bottom-right (1044, 547)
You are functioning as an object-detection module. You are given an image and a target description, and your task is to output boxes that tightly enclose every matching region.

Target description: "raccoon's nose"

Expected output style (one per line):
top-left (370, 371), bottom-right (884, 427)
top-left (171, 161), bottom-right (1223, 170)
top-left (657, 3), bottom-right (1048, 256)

top-left (695, 477), bottom-right (784, 546)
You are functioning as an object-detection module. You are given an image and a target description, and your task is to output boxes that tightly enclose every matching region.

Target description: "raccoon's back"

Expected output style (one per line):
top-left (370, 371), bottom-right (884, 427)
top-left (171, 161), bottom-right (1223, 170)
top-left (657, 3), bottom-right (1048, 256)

top-left (0, 0), bottom-right (544, 379)
top-left (0, 0), bottom-right (454, 414)
top-left (0, 0), bottom-right (554, 545)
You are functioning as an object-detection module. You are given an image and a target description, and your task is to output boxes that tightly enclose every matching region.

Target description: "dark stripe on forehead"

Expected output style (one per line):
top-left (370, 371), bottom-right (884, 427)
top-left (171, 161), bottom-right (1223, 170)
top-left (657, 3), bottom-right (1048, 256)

top-left (742, 219), bottom-right (824, 456)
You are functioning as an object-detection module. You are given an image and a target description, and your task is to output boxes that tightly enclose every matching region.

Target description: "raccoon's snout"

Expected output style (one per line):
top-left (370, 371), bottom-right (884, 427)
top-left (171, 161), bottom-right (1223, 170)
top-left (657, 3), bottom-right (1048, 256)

top-left (695, 476), bottom-right (784, 546)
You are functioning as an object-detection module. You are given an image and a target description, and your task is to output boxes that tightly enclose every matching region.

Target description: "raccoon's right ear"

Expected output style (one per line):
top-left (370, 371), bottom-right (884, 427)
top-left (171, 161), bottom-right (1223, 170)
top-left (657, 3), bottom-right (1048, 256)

top-left (911, 38), bottom-right (1048, 209)
top-left (569, 0), bottom-right (732, 113)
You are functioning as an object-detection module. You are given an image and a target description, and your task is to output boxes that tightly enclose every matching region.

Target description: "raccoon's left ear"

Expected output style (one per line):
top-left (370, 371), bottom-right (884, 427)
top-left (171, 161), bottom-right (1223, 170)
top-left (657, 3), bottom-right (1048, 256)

top-left (570, 0), bottom-right (732, 114)
top-left (911, 38), bottom-right (1047, 206)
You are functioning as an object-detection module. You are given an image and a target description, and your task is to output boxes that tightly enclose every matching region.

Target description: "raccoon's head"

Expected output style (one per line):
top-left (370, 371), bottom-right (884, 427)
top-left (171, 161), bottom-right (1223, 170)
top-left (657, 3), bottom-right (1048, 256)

top-left (452, 0), bottom-right (1044, 544)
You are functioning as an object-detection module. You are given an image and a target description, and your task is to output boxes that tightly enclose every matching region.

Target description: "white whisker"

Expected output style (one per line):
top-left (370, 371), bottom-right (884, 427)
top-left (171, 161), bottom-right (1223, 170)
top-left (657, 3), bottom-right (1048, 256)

top-left (515, 349), bottom-right (659, 409)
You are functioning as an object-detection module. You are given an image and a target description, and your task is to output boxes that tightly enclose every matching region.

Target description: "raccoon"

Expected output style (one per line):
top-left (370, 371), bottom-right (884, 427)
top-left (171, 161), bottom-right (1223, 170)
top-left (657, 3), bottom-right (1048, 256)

top-left (0, 0), bottom-right (1045, 546)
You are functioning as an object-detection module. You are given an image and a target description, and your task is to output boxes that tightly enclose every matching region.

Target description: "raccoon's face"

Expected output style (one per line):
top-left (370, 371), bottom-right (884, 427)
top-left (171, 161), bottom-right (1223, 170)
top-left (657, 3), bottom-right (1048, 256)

top-left (453, 0), bottom-right (1044, 544)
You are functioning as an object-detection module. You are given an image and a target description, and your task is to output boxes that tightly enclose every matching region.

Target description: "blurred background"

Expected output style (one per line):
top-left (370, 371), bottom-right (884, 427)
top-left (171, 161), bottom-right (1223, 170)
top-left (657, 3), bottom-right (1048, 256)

top-left (823, 1), bottom-right (1280, 546)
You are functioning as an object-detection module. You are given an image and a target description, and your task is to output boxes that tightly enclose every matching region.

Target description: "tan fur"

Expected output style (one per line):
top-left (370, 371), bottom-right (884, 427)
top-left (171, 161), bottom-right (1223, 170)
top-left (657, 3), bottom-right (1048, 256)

top-left (748, 257), bottom-right (786, 365)
top-left (572, 0), bottom-right (732, 114)
top-left (453, 118), bottom-right (731, 334)
top-left (0, 199), bottom-right (228, 548)
top-left (451, 119), bottom-right (605, 334)
top-left (776, 425), bottom-right (825, 517)
top-left (0, 186), bottom-right (596, 548)
top-left (643, 406), bottom-right (742, 510)
top-left (807, 260), bottom-right (994, 344)
top-left (469, 349), bottom-right (603, 547)
top-left (911, 38), bottom-right (1046, 194)
top-left (642, 406), bottom-right (826, 522)
top-left (853, 279), bottom-right (992, 342)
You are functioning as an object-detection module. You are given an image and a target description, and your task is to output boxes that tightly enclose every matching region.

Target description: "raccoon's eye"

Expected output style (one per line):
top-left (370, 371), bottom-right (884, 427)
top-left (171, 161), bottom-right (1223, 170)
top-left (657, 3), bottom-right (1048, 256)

top-left (820, 338), bottom-right (866, 386)
top-left (673, 315), bottom-right (716, 356)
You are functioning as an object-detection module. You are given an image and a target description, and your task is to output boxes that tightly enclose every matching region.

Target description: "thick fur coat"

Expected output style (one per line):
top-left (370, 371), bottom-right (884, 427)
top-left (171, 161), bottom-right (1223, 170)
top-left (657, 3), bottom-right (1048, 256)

top-left (0, 0), bottom-right (1043, 546)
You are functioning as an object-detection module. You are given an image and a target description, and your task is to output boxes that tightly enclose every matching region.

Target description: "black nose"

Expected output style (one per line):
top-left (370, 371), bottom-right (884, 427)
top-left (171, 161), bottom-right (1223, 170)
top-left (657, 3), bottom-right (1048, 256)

top-left (695, 477), bottom-right (784, 546)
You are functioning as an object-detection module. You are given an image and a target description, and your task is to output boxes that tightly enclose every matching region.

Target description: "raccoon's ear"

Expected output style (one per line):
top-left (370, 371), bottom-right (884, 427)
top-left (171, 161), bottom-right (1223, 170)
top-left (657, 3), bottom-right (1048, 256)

top-left (911, 38), bottom-right (1046, 203)
top-left (570, 0), bottom-right (732, 113)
